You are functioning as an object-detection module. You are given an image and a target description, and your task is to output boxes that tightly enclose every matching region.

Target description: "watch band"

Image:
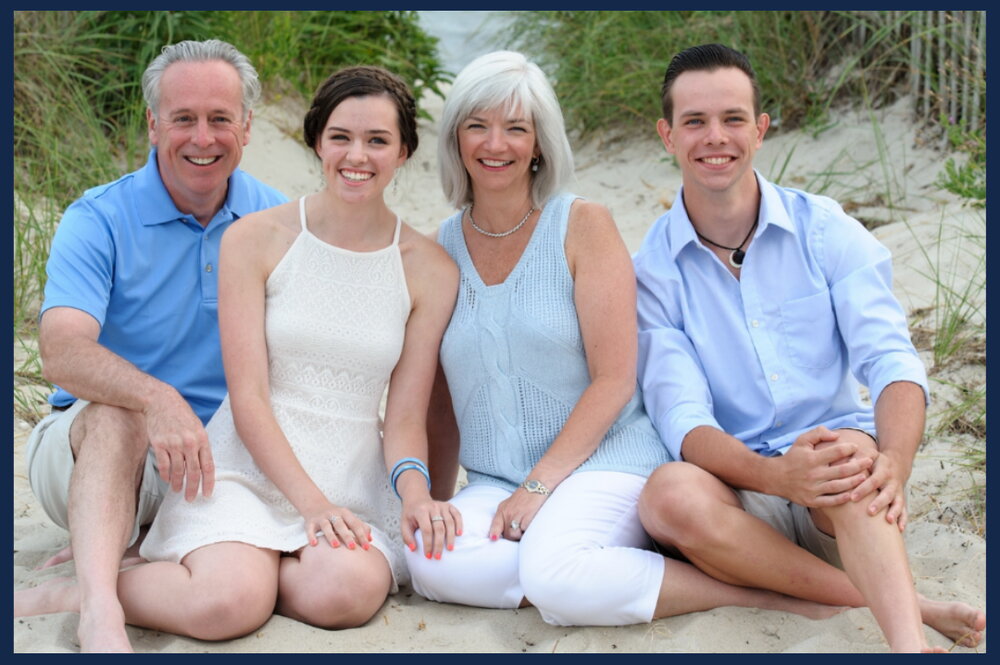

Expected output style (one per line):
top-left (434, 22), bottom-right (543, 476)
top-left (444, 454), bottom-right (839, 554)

top-left (520, 479), bottom-right (551, 495)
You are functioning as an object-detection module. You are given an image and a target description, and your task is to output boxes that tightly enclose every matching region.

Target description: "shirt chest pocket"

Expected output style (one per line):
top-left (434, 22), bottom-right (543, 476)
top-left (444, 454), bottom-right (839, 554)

top-left (778, 290), bottom-right (840, 369)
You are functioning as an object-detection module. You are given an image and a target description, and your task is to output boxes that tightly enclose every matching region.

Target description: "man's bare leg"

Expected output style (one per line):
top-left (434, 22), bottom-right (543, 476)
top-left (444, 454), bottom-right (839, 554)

top-left (639, 462), bottom-right (985, 648)
top-left (65, 404), bottom-right (149, 653)
top-left (653, 557), bottom-right (845, 621)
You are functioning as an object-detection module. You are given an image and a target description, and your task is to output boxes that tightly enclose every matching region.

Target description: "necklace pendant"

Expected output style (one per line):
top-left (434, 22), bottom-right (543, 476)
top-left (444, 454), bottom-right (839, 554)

top-left (729, 249), bottom-right (745, 268)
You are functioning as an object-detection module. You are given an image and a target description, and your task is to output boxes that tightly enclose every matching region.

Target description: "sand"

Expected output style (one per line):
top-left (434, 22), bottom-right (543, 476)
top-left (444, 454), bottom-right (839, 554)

top-left (12, 88), bottom-right (986, 653)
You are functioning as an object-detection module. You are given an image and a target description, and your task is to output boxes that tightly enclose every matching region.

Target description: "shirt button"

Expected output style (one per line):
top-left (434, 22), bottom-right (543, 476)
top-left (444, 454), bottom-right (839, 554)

top-left (770, 373), bottom-right (779, 381)
top-left (205, 263), bottom-right (213, 273)
top-left (751, 320), bottom-right (760, 328)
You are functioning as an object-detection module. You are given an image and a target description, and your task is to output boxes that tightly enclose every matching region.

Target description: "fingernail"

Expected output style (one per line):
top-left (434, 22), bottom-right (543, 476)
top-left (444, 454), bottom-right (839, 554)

top-left (425, 552), bottom-right (432, 559)
top-left (456, 530), bottom-right (463, 536)
top-left (332, 540), bottom-right (340, 548)
top-left (490, 534), bottom-right (498, 541)
top-left (409, 542), bottom-right (417, 552)
top-left (368, 533), bottom-right (373, 542)
top-left (435, 552), bottom-right (441, 560)
top-left (348, 542), bottom-right (356, 550)
top-left (362, 543), bottom-right (370, 551)
top-left (447, 544), bottom-right (454, 551)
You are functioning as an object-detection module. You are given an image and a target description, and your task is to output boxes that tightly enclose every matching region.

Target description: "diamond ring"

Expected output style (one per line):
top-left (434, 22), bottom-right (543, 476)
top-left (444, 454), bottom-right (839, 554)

top-left (510, 520), bottom-right (521, 531)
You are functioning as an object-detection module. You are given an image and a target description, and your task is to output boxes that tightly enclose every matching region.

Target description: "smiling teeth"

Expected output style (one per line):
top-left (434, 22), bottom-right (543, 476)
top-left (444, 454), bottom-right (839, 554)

top-left (702, 157), bottom-right (731, 165)
top-left (188, 157), bottom-right (216, 165)
top-left (342, 171), bottom-right (373, 182)
top-left (481, 159), bottom-right (511, 167)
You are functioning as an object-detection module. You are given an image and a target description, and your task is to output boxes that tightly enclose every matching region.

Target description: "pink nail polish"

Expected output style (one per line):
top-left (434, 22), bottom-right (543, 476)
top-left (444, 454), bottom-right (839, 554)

top-left (425, 552), bottom-right (432, 559)
top-left (348, 542), bottom-right (356, 550)
top-left (409, 542), bottom-right (417, 552)
top-left (447, 544), bottom-right (454, 551)
top-left (435, 552), bottom-right (441, 560)
top-left (490, 534), bottom-right (498, 541)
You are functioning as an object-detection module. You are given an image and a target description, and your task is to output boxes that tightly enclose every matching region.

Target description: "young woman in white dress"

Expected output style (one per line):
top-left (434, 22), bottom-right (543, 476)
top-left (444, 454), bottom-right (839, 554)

top-left (15, 65), bottom-right (461, 644)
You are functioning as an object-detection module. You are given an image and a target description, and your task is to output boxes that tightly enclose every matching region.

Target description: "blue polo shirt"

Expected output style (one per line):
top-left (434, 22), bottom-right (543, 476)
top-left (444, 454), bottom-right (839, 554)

top-left (41, 149), bottom-right (288, 423)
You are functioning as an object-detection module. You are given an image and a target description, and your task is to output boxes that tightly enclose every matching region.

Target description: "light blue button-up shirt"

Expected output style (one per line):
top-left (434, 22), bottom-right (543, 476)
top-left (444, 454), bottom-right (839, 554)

top-left (633, 172), bottom-right (928, 461)
top-left (42, 149), bottom-right (288, 423)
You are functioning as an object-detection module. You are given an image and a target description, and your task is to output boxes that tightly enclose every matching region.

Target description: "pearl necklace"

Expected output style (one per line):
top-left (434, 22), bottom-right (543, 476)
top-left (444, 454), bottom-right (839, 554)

top-left (467, 204), bottom-right (535, 238)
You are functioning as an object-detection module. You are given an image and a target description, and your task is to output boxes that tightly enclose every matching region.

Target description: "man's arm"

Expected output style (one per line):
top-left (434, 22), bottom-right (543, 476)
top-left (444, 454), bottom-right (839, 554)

top-left (39, 307), bottom-right (213, 500)
top-left (680, 424), bottom-right (873, 507)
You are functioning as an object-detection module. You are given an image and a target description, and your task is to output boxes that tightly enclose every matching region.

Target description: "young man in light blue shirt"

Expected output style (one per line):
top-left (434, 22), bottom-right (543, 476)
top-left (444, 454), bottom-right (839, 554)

top-left (633, 43), bottom-right (984, 652)
top-left (16, 40), bottom-right (287, 651)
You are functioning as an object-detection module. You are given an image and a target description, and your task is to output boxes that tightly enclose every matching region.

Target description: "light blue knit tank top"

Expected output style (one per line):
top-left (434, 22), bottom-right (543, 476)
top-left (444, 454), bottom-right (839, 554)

top-left (438, 192), bottom-right (672, 492)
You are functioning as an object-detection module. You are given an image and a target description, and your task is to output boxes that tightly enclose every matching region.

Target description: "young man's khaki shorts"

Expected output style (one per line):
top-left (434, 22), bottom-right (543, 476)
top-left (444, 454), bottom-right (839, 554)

top-left (735, 489), bottom-right (843, 569)
top-left (25, 399), bottom-right (167, 548)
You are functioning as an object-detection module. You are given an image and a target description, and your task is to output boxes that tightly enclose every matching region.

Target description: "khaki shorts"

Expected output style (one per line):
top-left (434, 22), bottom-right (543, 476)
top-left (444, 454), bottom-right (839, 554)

top-left (25, 399), bottom-right (167, 548)
top-left (736, 490), bottom-right (843, 569)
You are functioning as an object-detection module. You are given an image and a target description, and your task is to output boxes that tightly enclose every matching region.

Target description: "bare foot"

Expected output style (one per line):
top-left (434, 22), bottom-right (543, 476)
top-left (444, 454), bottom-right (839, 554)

top-left (14, 576), bottom-right (80, 616)
top-left (78, 597), bottom-right (133, 653)
top-left (37, 545), bottom-right (74, 570)
top-left (919, 596), bottom-right (986, 648)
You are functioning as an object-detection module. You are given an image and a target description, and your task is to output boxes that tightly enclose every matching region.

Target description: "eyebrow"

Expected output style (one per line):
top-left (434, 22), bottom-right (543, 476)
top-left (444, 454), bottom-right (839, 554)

top-left (678, 107), bottom-right (751, 118)
top-left (326, 126), bottom-right (393, 135)
top-left (466, 114), bottom-right (531, 124)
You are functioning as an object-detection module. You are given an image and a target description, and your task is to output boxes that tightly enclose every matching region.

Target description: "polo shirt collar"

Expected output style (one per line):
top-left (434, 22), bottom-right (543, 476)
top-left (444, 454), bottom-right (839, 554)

top-left (135, 148), bottom-right (252, 227)
top-left (666, 169), bottom-right (796, 260)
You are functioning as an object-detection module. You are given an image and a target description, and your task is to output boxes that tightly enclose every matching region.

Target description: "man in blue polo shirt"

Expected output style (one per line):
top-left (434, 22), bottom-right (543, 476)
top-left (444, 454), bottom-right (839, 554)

top-left (632, 44), bottom-right (984, 651)
top-left (19, 39), bottom-right (287, 651)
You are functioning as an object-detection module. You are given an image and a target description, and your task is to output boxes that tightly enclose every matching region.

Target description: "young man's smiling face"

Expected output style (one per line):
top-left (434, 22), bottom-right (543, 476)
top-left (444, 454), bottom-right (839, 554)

top-left (657, 66), bottom-right (769, 199)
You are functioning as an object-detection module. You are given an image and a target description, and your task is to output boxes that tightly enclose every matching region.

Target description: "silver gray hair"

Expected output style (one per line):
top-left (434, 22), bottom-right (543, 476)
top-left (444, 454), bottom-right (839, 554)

top-left (142, 39), bottom-right (261, 119)
top-left (438, 50), bottom-right (574, 209)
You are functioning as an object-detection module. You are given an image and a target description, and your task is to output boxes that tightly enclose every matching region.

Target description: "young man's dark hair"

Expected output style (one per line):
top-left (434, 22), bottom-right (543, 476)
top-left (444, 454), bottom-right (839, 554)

top-left (660, 43), bottom-right (761, 122)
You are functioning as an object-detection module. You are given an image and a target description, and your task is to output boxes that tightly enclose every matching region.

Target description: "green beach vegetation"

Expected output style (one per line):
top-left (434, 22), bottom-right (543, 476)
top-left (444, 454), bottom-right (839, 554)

top-left (13, 10), bottom-right (985, 526)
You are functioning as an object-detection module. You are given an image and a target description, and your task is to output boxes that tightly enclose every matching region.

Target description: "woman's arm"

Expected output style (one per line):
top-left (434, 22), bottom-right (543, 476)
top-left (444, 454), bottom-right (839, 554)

top-left (385, 230), bottom-right (462, 559)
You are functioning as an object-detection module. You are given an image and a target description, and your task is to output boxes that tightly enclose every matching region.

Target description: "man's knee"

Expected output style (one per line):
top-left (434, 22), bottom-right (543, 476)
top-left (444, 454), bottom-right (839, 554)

top-left (639, 462), bottom-right (726, 537)
top-left (70, 403), bottom-right (148, 463)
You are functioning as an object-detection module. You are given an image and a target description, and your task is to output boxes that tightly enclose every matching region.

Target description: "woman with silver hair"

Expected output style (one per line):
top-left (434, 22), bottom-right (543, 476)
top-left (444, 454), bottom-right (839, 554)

top-left (406, 50), bottom-right (834, 626)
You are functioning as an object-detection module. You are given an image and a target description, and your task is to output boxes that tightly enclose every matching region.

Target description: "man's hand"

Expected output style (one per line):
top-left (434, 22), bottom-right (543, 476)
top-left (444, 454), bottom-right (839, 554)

top-left (773, 426), bottom-right (873, 507)
top-left (849, 448), bottom-right (910, 531)
top-left (144, 390), bottom-right (214, 501)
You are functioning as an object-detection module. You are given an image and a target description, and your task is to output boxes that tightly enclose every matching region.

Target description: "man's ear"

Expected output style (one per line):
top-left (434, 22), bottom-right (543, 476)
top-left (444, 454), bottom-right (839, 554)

top-left (242, 109), bottom-right (253, 146)
top-left (656, 117), bottom-right (675, 154)
top-left (754, 112), bottom-right (770, 147)
top-left (147, 108), bottom-right (158, 146)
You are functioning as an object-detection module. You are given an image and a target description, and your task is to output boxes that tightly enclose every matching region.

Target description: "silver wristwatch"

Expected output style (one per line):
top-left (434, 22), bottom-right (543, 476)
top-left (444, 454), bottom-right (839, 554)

top-left (520, 479), bottom-right (551, 495)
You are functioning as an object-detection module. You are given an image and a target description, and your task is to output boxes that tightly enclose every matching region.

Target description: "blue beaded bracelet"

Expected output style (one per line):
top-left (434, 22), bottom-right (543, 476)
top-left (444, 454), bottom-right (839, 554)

top-left (392, 463), bottom-right (431, 499)
top-left (390, 457), bottom-right (427, 482)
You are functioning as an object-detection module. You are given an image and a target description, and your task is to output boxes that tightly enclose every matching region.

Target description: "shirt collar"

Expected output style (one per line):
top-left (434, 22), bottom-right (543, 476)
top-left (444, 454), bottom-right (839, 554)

top-left (665, 169), bottom-right (797, 259)
top-left (136, 148), bottom-right (248, 228)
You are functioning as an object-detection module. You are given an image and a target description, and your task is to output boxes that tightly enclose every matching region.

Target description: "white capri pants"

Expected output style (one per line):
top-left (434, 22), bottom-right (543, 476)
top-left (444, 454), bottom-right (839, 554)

top-left (406, 471), bottom-right (665, 626)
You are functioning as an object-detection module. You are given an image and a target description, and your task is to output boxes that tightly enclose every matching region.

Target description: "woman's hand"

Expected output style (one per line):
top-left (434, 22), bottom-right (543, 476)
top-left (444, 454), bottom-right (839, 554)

top-left (402, 497), bottom-right (463, 560)
top-left (489, 488), bottom-right (548, 542)
top-left (304, 503), bottom-right (372, 551)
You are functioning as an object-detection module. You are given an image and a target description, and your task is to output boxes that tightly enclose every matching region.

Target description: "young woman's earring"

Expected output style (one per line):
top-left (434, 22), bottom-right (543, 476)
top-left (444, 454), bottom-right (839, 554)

top-left (531, 156), bottom-right (540, 173)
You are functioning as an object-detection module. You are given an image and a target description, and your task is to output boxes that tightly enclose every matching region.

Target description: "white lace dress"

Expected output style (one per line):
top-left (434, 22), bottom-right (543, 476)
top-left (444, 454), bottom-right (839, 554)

top-left (140, 197), bottom-right (412, 590)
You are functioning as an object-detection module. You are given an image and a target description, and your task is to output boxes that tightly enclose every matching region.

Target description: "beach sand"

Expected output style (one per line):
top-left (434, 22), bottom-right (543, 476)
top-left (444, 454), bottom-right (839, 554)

top-left (12, 89), bottom-right (986, 653)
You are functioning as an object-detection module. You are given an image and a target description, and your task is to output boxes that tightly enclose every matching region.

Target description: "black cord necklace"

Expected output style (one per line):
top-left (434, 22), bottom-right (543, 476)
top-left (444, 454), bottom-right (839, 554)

top-left (694, 219), bottom-right (758, 268)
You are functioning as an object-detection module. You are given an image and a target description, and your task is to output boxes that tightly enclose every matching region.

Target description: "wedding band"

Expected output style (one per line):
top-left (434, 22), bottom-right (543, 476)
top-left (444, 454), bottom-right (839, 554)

top-left (510, 520), bottom-right (521, 531)
top-left (431, 516), bottom-right (445, 522)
